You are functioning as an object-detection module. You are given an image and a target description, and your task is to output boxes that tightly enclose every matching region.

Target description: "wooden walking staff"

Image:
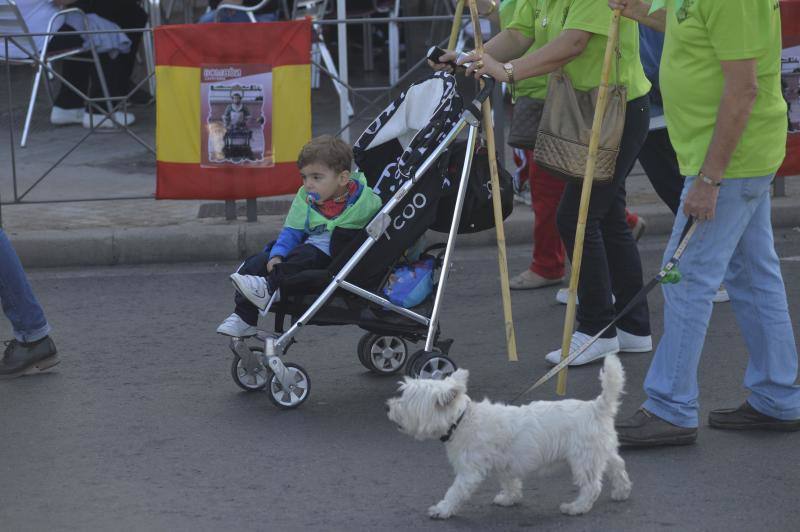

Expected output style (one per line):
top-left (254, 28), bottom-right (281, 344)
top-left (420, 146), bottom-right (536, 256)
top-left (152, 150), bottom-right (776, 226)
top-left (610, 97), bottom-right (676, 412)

top-left (467, 0), bottom-right (518, 362)
top-left (447, 0), bottom-right (466, 51)
top-left (556, 10), bottom-right (622, 395)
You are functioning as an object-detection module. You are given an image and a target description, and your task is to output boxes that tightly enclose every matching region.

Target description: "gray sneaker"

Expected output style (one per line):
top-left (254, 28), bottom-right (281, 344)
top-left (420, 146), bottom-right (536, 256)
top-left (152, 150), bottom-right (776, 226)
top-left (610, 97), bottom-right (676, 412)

top-left (0, 336), bottom-right (59, 379)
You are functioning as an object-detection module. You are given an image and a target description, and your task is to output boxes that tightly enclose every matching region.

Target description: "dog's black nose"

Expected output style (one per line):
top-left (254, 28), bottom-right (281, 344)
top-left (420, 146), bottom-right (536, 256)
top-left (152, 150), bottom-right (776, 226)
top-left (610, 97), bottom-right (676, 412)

top-left (385, 405), bottom-right (390, 413)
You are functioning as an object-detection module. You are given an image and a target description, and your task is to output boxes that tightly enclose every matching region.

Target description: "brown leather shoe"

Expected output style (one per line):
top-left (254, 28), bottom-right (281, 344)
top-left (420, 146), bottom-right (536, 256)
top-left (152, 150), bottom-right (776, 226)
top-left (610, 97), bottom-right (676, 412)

top-left (615, 408), bottom-right (697, 447)
top-left (709, 401), bottom-right (800, 432)
top-left (509, 269), bottom-right (563, 290)
top-left (0, 336), bottom-right (59, 379)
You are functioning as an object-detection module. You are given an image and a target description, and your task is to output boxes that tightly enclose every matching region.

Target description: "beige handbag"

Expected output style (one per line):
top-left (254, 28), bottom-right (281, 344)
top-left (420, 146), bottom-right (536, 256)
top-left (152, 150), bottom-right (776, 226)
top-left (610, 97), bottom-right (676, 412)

top-left (534, 50), bottom-right (626, 185)
top-left (507, 96), bottom-right (546, 151)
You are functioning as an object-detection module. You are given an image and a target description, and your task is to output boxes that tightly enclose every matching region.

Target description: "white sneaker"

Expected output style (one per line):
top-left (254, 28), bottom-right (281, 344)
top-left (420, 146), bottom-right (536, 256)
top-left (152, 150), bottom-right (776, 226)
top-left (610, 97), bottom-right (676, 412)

top-left (216, 313), bottom-right (257, 337)
top-left (230, 273), bottom-right (271, 311)
top-left (50, 106), bottom-right (83, 125)
top-left (617, 328), bottom-right (652, 352)
top-left (545, 332), bottom-right (620, 366)
top-left (713, 286), bottom-right (730, 303)
top-left (556, 288), bottom-right (615, 305)
top-left (82, 110), bottom-right (136, 129)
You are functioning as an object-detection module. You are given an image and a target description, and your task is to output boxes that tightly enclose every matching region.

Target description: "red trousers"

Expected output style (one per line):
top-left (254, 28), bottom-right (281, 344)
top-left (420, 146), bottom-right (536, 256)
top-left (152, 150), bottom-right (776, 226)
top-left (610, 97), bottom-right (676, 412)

top-left (525, 152), bottom-right (567, 279)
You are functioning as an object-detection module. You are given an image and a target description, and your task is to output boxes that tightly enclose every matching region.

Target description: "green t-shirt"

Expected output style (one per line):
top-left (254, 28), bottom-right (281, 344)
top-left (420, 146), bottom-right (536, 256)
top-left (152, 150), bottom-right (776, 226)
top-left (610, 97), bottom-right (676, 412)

top-left (660, 0), bottom-right (787, 178)
top-left (508, 0), bottom-right (651, 101)
top-left (500, 0), bottom-right (548, 99)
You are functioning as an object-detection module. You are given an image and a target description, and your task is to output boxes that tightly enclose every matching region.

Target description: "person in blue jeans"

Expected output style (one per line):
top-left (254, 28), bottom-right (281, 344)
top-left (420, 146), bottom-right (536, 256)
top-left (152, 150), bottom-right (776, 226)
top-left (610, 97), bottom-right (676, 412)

top-left (199, 0), bottom-right (280, 23)
top-left (0, 230), bottom-right (58, 379)
top-left (612, 0), bottom-right (800, 446)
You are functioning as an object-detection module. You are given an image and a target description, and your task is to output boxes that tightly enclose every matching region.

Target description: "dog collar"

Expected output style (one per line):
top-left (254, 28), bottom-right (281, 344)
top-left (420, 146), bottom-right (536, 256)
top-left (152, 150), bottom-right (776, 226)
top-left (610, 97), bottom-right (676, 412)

top-left (440, 403), bottom-right (469, 443)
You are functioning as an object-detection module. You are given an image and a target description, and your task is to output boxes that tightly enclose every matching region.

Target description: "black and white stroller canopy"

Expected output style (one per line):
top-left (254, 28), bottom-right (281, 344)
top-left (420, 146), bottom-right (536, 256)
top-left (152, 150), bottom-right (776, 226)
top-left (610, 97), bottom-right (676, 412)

top-left (353, 72), bottom-right (462, 201)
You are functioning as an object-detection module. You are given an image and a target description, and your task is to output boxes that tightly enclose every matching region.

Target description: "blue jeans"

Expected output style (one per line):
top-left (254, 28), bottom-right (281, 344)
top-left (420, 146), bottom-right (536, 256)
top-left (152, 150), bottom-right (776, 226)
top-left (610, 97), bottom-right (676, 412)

top-left (643, 175), bottom-right (800, 427)
top-left (0, 230), bottom-right (50, 343)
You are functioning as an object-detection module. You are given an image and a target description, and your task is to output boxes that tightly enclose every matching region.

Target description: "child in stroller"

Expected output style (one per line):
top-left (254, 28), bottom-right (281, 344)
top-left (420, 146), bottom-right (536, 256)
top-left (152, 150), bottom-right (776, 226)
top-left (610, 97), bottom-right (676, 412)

top-left (217, 135), bottom-right (382, 337)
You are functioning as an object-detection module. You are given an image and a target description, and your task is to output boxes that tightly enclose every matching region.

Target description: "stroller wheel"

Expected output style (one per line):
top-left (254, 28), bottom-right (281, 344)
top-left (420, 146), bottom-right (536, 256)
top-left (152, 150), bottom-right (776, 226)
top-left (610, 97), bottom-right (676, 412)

top-left (360, 334), bottom-right (408, 375)
top-left (407, 350), bottom-right (457, 380)
top-left (231, 347), bottom-right (268, 391)
top-left (267, 362), bottom-right (311, 409)
top-left (356, 333), bottom-right (372, 369)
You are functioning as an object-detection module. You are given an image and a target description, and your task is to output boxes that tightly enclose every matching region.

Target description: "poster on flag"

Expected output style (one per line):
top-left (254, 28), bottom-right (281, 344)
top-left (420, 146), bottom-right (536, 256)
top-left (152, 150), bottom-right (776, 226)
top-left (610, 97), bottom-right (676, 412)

top-left (201, 64), bottom-right (273, 167)
top-left (155, 21), bottom-right (311, 199)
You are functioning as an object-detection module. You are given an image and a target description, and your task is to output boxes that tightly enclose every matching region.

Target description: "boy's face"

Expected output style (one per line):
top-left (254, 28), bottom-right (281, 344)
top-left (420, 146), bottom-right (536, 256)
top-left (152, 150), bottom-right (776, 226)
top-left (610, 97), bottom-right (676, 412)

top-left (300, 162), bottom-right (350, 203)
top-left (232, 94), bottom-right (242, 105)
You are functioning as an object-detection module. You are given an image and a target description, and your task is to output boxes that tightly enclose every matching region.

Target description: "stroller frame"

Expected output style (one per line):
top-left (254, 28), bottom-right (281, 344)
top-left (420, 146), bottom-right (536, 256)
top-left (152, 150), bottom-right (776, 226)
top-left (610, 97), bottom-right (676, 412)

top-left (229, 79), bottom-right (495, 408)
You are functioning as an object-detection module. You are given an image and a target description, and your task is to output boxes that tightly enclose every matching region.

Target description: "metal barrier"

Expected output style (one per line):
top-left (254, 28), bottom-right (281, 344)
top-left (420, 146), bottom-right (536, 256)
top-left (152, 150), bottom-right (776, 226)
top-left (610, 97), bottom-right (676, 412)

top-left (1, 27), bottom-right (155, 211)
top-left (1, 12), bottom-right (502, 224)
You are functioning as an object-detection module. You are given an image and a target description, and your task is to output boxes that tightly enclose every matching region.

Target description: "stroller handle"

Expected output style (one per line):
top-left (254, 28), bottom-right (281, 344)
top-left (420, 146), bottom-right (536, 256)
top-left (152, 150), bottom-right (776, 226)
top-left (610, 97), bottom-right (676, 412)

top-left (427, 46), bottom-right (497, 104)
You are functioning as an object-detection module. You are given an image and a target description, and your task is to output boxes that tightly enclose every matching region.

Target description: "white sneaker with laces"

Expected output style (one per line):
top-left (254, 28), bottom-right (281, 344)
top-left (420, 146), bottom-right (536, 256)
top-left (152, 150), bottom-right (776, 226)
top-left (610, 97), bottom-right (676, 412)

top-left (617, 328), bottom-right (652, 352)
top-left (82, 110), bottom-right (136, 129)
top-left (545, 331), bottom-right (620, 366)
top-left (50, 106), bottom-right (83, 125)
top-left (713, 286), bottom-right (730, 303)
top-left (230, 273), bottom-right (271, 310)
top-left (216, 313), bottom-right (257, 337)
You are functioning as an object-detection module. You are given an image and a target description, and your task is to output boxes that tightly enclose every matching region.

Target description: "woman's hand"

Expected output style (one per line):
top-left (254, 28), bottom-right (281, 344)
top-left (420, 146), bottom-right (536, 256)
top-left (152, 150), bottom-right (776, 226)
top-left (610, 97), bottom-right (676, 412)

top-left (460, 50), bottom-right (505, 81)
top-left (608, 0), bottom-right (646, 20)
top-left (427, 50), bottom-right (459, 73)
top-left (267, 256), bottom-right (282, 273)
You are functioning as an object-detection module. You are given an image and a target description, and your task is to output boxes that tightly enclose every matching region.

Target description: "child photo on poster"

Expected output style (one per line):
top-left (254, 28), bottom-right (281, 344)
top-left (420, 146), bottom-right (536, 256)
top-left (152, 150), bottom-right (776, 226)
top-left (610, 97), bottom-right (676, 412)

top-left (201, 64), bottom-right (274, 167)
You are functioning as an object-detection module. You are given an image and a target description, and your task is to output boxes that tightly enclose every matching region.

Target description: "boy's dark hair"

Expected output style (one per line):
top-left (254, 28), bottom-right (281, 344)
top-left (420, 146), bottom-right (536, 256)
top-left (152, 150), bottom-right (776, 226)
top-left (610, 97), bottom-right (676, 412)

top-left (297, 135), bottom-right (353, 174)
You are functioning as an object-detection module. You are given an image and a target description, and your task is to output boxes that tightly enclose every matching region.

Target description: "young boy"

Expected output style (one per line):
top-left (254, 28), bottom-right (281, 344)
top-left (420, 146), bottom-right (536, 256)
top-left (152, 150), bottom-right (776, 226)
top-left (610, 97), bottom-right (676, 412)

top-left (217, 135), bottom-right (382, 337)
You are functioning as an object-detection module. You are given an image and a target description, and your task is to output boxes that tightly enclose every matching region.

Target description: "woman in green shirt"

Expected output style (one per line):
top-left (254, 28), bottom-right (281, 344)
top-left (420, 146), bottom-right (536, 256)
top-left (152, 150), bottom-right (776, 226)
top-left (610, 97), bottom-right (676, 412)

top-left (431, 0), bottom-right (653, 365)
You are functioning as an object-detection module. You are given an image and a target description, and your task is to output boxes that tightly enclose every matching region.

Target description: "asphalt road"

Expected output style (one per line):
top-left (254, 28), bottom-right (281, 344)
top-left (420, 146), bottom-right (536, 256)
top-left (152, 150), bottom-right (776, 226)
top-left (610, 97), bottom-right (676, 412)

top-left (2, 229), bottom-right (800, 531)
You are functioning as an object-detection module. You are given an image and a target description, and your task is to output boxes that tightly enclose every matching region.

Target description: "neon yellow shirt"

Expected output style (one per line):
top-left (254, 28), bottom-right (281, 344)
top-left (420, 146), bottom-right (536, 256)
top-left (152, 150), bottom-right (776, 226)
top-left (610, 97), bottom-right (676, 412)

top-left (508, 0), bottom-right (651, 101)
top-left (660, 0), bottom-right (787, 178)
top-left (501, 0), bottom-right (548, 100)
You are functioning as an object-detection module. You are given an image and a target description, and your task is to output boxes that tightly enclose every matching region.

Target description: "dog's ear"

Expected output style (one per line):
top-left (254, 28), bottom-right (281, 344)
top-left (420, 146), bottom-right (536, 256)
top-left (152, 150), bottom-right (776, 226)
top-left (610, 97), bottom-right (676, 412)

top-left (436, 370), bottom-right (469, 407)
top-left (450, 369), bottom-right (469, 391)
top-left (436, 387), bottom-right (458, 407)
top-left (397, 377), bottom-right (411, 391)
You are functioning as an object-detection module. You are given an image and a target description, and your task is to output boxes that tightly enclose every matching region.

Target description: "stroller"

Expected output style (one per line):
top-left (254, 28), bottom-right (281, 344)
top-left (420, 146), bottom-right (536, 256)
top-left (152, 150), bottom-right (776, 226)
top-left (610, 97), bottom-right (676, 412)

top-left (226, 72), bottom-right (512, 409)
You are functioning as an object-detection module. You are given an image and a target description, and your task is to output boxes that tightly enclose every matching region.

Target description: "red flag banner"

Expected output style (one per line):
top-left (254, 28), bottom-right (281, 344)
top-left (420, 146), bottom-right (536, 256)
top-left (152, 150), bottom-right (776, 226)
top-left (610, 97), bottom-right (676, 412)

top-left (780, 0), bottom-right (800, 177)
top-left (155, 21), bottom-right (311, 199)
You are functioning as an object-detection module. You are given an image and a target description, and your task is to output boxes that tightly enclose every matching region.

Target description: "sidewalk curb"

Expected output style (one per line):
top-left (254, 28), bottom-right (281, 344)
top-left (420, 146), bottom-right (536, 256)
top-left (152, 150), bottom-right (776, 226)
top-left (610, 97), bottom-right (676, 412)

top-left (10, 199), bottom-right (800, 268)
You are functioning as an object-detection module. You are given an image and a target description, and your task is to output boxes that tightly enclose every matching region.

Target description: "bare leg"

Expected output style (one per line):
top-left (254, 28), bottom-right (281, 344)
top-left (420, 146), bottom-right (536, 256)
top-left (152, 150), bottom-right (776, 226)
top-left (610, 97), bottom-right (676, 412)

top-left (428, 470), bottom-right (484, 519)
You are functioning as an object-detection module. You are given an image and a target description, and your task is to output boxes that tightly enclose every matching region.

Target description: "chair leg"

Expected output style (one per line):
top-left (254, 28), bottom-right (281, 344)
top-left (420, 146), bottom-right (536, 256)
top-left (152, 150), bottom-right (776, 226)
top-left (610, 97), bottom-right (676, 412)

top-left (389, 20), bottom-right (399, 86)
top-left (363, 23), bottom-right (373, 72)
top-left (317, 40), bottom-right (354, 116)
top-left (311, 42), bottom-right (321, 89)
top-left (21, 63), bottom-right (45, 148)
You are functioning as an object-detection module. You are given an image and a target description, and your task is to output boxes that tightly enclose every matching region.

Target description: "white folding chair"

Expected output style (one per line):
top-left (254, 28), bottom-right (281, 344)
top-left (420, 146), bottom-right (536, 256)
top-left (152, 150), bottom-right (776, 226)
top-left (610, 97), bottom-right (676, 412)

top-left (0, 0), bottom-right (110, 147)
top-left (215, 0), bottom-right (277, 22)
top-left (292, 0), bottom-right (353, 116)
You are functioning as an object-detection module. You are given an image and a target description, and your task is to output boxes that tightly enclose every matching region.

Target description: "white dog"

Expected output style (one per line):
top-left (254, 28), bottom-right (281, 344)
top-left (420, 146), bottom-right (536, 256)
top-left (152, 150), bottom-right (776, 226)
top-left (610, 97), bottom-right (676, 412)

top-left (386, 355), bottom-right (631, 519)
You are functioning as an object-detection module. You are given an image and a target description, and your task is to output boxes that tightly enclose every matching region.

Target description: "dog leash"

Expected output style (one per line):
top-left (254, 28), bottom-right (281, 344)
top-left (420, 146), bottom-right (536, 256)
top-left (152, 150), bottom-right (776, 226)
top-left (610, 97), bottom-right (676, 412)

top-left (509, 217), bottom-right (699, 405)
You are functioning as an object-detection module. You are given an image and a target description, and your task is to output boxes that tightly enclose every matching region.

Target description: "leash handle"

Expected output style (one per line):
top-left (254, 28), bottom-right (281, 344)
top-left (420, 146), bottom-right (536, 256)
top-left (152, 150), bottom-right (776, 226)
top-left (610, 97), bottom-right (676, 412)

top-left (509, 217), bottom-right (698, 404)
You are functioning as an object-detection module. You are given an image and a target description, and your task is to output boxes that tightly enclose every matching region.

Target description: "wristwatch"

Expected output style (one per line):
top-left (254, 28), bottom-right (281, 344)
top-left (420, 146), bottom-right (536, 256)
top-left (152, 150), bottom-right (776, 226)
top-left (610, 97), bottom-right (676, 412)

top-left (502, 62), bottom-right (515, 84)
top-left (698, 170), bottom-right (721, 187)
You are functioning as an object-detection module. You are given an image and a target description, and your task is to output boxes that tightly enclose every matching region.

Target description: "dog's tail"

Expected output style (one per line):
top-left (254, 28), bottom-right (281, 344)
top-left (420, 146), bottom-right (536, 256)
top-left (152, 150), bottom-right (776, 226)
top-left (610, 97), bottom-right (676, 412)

top-left (596, 355), bottom-right (625, 418)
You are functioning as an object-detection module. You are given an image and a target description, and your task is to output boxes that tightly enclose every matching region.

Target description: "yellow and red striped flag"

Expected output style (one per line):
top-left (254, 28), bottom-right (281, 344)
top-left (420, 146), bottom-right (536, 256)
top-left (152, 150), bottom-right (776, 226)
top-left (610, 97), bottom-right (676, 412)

top-left (155, 21), bottom-right (311, 199)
